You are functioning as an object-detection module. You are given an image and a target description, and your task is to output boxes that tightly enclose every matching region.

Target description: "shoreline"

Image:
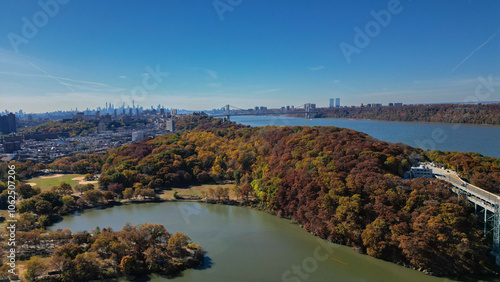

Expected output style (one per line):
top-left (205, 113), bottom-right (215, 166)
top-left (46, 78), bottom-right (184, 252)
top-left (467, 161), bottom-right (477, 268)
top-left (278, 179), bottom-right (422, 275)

top-left (241, 114), bottom-right (500, 127)
top-left (48, 191), bottom-right (498, 279)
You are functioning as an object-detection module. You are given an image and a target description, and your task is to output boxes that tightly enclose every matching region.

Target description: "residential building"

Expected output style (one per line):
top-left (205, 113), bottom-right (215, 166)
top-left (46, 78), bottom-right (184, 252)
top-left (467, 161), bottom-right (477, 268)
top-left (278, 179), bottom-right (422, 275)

top-left (166, 119), bottom-right (175, 132)
top-left (410, 164), bottom-right (433, 178)
top-left (0, 113), bottom-right (16, 134)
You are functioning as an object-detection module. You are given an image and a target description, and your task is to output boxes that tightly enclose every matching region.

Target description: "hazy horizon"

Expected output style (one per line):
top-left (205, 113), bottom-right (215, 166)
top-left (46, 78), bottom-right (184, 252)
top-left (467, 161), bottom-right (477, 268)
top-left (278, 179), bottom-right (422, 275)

top-left (1, 0), bottom-right (499, 113)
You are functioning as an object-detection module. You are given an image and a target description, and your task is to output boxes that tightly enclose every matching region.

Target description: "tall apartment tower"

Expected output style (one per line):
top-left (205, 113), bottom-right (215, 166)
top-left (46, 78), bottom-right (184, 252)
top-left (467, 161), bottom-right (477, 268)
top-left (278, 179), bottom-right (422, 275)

top-left (166, 119), bottom-right (175, 132)
top-left (0, 113), bottom-right (17, 134)
top-left (335, 98), bottom-right (340, 108)
top-left (329, 98), bottom-right (334, 108)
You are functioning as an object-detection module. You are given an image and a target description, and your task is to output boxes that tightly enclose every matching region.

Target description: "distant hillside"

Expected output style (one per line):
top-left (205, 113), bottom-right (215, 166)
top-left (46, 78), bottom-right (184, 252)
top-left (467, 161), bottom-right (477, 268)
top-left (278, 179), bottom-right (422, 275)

top-left (21, 120), bottom-right (99, 137)
top-left (315, 103), bottom-right (500, 125)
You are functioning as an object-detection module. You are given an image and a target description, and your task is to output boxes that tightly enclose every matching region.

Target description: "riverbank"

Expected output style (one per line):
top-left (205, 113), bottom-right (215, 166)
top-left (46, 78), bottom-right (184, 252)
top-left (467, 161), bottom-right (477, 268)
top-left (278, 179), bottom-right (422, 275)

top-left (157, 183), bottom-right (499, 277)
top-left (231, 115), bottom-right (500, 158)
top-left (311, 103), bottom-right (500, 126)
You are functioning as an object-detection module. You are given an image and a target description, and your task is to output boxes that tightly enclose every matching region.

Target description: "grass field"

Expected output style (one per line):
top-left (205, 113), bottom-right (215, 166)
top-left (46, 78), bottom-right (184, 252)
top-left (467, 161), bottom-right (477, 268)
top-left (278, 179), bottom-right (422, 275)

top-left (25, 174), bottom-right (97, 192)
top-left (159, 183), bottom-right (236, 200)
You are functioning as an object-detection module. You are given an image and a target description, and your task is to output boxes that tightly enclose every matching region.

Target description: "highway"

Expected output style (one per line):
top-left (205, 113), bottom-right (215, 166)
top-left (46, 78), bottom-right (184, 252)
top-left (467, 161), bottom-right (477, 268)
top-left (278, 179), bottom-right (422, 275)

top-left (429, 164), bottom-right (500, 206)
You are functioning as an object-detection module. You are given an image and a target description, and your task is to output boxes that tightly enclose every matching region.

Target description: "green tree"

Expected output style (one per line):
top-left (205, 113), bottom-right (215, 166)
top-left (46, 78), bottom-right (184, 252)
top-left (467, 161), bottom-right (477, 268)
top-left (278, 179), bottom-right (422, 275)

top-left (74, 252), bottom-right (102, 280)
top-left (51, 182), bottom-right (73, 196)
top-left (82, 189), bottom-right (103, 205)
top-left (24, 256), bottom-right (47, 281)
top-left (35, 200), bottom-right (52, 215)
top-left (123, 188), bottom-right (134, 200)
top-left (74, 184), bottom-right (93, 195)
top-left (167, 232), bottom-right (190, 257)
top-left (17, 183), bottom-right (41, 199)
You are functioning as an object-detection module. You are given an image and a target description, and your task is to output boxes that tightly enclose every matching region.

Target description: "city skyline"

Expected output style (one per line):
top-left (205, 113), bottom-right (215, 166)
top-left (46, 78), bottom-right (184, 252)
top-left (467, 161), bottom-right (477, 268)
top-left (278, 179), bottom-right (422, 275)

top-left (1, 0), bottom-right (499, 113)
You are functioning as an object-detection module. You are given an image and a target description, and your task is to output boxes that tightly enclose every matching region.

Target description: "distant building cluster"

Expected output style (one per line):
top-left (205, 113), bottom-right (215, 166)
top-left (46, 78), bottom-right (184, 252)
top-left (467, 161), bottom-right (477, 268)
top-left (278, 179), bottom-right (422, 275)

top-left (0, 103), bottom-right (188, 162)
top-left (359, 102), bottom-right (403, 107)
top-left (1, 121), bottom-right (173, 162)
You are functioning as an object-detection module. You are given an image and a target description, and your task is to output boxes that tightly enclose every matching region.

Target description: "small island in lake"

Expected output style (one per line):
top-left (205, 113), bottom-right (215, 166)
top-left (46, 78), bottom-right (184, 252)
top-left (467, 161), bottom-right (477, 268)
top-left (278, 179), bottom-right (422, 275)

top-left (7, 223), bottom-right (203, 281)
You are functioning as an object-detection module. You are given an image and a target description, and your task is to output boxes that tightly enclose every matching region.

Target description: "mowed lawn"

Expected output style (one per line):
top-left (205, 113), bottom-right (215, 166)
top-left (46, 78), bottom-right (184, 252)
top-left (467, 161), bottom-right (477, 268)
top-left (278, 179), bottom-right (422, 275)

top-left (25, 174), bottom-right (90, 192)
top-left (159, 183), bottom-right (236, 200)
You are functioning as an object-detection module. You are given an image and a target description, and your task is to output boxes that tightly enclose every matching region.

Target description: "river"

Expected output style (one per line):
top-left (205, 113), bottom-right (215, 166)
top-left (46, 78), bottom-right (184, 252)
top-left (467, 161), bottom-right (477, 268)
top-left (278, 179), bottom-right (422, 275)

top-left (231, 116), bottom-right (500, 158)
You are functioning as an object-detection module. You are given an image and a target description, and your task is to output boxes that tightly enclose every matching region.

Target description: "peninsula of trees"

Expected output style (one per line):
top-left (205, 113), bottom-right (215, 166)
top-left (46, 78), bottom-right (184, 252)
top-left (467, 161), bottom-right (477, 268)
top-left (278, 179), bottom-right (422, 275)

top-left (1, 115), bottom-right (499, 277)
top-left (9, 223), bottom-right (203, 281)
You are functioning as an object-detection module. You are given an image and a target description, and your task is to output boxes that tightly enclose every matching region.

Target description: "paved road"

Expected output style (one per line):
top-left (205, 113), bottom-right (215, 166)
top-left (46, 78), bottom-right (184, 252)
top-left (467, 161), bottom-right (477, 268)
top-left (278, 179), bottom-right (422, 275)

top-left (429, 165), bottom-right (500, 205)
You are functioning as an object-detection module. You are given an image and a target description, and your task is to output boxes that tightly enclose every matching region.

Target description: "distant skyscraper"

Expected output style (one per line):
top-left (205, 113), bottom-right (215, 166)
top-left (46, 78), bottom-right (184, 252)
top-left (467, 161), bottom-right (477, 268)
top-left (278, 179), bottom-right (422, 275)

top-left (329, 98), bottom-right (334, 108)
top-left (335, 98), bottom-right (340, 108)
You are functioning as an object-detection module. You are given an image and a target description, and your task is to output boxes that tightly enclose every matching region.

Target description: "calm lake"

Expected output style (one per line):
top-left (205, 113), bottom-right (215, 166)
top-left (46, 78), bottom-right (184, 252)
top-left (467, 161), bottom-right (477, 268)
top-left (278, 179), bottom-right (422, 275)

top-left (231, 116), bottom-right (500, 158)
top-left (51, 202), bottom-right (452, 282)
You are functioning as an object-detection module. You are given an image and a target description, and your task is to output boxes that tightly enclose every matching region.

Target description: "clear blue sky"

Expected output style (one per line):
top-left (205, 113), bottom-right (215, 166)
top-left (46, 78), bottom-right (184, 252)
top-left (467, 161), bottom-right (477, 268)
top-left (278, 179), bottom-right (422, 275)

top-left (1, 0), bottom-right (499, 113)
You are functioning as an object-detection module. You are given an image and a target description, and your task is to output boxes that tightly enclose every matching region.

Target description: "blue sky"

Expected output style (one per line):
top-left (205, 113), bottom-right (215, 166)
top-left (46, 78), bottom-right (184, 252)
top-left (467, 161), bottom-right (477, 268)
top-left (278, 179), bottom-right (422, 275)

top-left (1, 0), bottom-right (499, 113)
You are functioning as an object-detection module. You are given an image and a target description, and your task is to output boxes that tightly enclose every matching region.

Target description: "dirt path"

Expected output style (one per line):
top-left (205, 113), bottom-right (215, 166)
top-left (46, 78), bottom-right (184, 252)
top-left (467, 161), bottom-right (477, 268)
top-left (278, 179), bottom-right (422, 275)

top-left (39, 174), bottom-right (64, 179)
top-left (71, 176), bottom-right (98, 185)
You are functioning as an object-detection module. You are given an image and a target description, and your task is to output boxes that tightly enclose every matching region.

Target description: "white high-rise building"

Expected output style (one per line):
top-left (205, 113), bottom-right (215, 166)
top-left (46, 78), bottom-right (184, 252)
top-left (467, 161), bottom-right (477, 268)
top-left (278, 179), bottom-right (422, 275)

top-left (132, 131), bottom-right (144, 142)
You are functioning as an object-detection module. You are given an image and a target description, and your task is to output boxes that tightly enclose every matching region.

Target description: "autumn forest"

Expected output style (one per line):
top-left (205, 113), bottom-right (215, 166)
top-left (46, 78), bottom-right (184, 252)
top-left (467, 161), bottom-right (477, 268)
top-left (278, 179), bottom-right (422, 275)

top-left (1, 115), bottom-right (499, 279)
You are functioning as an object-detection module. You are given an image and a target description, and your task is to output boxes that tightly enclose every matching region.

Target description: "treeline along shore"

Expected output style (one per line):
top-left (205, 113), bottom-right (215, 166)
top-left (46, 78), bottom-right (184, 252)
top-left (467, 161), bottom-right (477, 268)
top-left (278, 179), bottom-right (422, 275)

top-left (1, 115), bottom-right (499, 279)
top-left (312, 103), bottom-right (500, 125)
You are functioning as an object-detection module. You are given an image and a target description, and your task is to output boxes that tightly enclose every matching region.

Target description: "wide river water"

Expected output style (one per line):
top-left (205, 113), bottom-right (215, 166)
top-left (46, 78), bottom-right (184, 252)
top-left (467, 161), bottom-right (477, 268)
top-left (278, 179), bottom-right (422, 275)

top-left (231, 116), bottom-right (500, 158)
top-left (51, 117), bottom-right (500, 281)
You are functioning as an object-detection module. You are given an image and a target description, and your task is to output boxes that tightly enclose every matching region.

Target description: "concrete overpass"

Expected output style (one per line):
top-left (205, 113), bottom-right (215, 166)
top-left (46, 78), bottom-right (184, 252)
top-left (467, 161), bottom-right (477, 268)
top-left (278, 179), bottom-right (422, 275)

top-left (430, 165), bottom-right (500, 251)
